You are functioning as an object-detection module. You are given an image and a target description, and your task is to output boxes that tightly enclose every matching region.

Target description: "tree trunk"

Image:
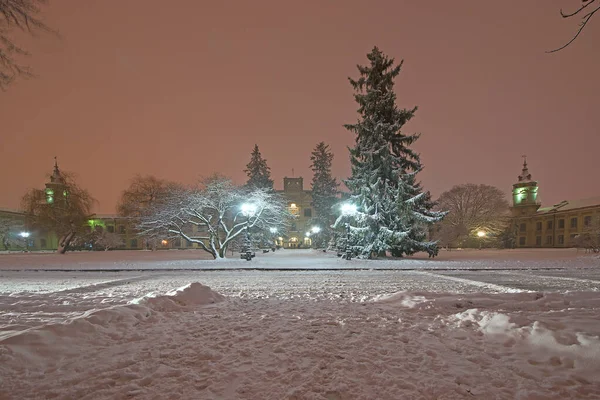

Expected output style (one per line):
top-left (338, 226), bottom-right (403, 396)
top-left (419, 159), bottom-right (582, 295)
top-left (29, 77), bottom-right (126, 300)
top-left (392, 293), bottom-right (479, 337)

top-left (57, 231), bottom-right (76, 254)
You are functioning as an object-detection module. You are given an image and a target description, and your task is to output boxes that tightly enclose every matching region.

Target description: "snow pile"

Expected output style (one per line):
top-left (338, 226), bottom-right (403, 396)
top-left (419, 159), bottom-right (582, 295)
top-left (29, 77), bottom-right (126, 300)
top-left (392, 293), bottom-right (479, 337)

top-left (0, 283), bottom-right (224, 366)
top-left (130, 282), bottom-right (226, 311)
top-left (373, 291), bottom-right (429, 308)
top-left (452, 308), bottom-right (600, 362)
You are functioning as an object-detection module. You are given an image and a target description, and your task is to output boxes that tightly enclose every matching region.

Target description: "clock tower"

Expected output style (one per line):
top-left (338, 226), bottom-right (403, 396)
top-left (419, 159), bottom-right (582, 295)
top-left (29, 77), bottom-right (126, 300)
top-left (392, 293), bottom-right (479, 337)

top-left (45, 157), bottom-right (68, 206)
top-left (511, 157), bottom-right (540, 216)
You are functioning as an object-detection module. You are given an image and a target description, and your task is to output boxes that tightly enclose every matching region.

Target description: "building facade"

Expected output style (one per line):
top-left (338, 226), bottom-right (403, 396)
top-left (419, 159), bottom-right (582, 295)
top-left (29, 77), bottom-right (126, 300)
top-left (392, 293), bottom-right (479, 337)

top-left (277, 177), bottom-right (317, 248)
top-left (510, 160), bottom-right (600, 248)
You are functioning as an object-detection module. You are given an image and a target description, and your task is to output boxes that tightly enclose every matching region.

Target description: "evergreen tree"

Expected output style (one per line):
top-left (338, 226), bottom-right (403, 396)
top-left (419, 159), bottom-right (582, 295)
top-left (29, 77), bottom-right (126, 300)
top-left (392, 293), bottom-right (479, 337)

top-left (340, 46), bottom-right (445, 258)
top-left (244, 144), bottom-right (274, 190)
top-left (309, 142), bottom-right (339, 247)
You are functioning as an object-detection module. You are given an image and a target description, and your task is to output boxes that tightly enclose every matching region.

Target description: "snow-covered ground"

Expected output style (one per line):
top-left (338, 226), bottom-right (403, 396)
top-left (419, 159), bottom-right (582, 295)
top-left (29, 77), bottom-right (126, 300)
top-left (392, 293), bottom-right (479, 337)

top-left (0, 249), bottom-right (599, 399)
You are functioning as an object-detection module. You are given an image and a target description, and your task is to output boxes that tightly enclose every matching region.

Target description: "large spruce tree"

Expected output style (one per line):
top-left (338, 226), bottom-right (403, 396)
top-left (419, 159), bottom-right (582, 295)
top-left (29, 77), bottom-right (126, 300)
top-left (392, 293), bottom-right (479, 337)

top-left (244, 144), bottom-right (274, 190)
top-left (341, 46), bottom-right (445, 258)
top-left (309, 142), bottom-right (339, 247)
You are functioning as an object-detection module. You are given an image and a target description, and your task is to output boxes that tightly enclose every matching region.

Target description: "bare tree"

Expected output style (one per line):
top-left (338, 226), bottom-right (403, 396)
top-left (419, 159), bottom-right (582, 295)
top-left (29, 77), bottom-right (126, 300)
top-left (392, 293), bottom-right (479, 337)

top-left (140, 175), bottom-right (290, 259)
top-left (93, 230), bottom-right (124, 251)
top-left (0, 0), bottom-right (52, 90)
top-left (432, 184), bottom-right (510, 248)
top-left (573, 215), bottom-right (600, 252)
top-left (548, 0), bottom-right (599, 52)
top-left (117, 175), bottom-right (181, 249)
top-left (21, 172), bottom-right (95, 254)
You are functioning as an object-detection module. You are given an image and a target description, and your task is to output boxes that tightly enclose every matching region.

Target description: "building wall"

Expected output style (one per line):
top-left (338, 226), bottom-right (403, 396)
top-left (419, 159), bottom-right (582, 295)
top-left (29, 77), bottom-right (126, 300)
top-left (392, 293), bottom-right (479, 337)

top-left (277, 177), bottom-right (316, 248)
top-left (512, 207), bottom-right (600, 248)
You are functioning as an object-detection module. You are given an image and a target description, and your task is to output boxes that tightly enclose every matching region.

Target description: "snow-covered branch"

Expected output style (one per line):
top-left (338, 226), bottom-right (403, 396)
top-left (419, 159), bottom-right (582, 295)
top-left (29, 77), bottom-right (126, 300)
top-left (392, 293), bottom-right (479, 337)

top-left (139, 176), bottom-right (291, 259)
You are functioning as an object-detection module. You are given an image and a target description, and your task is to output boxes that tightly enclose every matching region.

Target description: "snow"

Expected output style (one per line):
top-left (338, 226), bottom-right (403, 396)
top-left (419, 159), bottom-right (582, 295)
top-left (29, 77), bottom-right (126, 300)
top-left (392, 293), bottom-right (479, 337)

top-left (0, 249), bottom-right (599, 399)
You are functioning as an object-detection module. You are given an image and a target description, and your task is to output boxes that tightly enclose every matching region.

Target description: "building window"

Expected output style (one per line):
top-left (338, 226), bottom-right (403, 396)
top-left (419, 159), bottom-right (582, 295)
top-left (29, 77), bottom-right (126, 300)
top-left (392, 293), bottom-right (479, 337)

top-left (570, 234), bottom-right (577, 243)
top-left (304, 208), bottom-right (312, 218)
top-left (119, 226), bottom-right (126, 234)
top-left (519, 223), bottom-right (526, 232)
top-left (130, 239), bottom-right (138, 248)
top-left (558, 219), bottom-right (565, 229)
top-left (173, 238), bottom-right (181, 247)
top-left (519, 237), bottom-right (526, 246)
top-left (546, 221), bottom-right (553, 230)
top-left (40, 238), bottom-right (47, 248)
top-left (570, 218), bottom-right (578, 229)
top-left (558, 235), bottom-right (564, 245)
top-left (535, 222), bottom-right (542, 232)
top-left (545, 236), bottom-right (552, 245)
top-left (536, 236), bottom-right (541, 246)
top-left (107, 225), bottom-right (115, 233)
top-left (288, 203), bottom-right (299, 216)
top-left (584, 216), bottom-right (592, 227)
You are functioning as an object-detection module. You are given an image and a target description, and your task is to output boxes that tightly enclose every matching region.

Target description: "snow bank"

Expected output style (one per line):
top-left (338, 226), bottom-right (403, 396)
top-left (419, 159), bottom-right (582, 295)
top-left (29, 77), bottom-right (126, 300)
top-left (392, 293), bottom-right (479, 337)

top-left (131, 282), bottom-right (226, 311)
top-left (452, 308), bottom-right (600, 362)
top-left (0, 283), bottom-right (225, 360)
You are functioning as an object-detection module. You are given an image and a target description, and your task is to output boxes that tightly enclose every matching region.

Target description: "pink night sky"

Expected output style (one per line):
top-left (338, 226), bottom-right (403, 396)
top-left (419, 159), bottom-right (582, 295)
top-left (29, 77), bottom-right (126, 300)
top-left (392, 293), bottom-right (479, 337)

top-left (1, 1), bottom-right (598, 214)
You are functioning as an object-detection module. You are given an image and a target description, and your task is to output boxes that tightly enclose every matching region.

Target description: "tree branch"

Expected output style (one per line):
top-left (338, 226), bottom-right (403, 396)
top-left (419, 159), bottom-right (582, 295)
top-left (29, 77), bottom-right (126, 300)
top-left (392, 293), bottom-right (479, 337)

top-left (548, 0), bottom-right (599, 53)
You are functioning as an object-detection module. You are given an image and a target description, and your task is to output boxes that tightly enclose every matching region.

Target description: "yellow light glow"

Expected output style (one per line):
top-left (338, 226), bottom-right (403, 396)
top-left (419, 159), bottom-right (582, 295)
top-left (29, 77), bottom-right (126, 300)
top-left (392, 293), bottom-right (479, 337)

top-left (161, 240), bottom-right (168, 245)
top-left (290, 203), bottom-right (297, 208)
top-left (477, 231), bottom-right (486, 238)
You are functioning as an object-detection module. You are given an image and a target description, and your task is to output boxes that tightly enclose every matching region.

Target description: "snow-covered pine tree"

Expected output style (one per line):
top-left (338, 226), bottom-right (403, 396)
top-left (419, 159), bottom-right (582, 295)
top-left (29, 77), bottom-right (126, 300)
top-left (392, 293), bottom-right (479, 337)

top-left (244, 145), bottom-right (276, 248)
top-left (309, 142), bottom-right (339, 247)
top-left (341, 46), bottom-right (445, 258)
top-left (244, 144), bottom-right (274, 190)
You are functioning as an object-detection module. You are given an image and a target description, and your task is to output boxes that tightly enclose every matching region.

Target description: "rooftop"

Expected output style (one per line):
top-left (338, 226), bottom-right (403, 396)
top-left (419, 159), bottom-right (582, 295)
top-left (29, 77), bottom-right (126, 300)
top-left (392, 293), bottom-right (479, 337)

top-left (537, 196), bottom-right (600, 214)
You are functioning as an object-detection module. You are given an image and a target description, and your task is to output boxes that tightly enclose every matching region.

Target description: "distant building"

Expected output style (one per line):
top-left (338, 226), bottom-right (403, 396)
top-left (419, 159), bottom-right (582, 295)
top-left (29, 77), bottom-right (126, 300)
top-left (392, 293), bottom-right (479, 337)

top-left (510, 159), bottom-right (600, 248)
top-left (0, 160), bottom-right (144, 251)
top-left (277, 177), bottom-right (316, 248)
top-left (1, 162), bottom-right (324, 251)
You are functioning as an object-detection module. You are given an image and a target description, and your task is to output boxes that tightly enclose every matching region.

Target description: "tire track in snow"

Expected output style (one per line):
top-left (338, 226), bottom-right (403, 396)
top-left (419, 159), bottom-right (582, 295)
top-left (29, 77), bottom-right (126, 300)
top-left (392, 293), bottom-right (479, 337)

top-left (496, 271), bottom-right (600, 288)
top-left (413, 270), bottom-right (525, 293)
top-left (48, 275), bottom-right (157, 295)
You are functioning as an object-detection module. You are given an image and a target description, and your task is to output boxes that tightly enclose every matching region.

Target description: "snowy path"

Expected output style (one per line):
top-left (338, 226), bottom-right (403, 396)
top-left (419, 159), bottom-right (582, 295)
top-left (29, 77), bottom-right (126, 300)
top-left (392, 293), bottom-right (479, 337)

top-left (2, 268), bottom-right (600, 334)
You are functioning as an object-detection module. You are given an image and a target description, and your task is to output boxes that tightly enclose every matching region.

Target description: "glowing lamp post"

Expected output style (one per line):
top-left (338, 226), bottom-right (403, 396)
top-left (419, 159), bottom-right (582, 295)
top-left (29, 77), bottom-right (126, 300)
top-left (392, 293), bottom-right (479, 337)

top-left (341, 203), bottom-right (357, 260)
top-left (20, 231), bottom-right (30, 252)
top-left (269, 227), bottom-right (278, 250)
top-left (477, 230), bottom-right (486, 249)
top-left (310, 226), bottom-right (321, 248)
top-left (241, 203), bottom-right (257, 261)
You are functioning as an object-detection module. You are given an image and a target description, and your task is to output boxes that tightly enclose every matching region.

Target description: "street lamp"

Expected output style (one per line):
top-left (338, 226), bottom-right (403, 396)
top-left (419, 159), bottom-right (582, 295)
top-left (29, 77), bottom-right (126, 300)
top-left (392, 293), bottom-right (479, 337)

top-left (341, 203), bottom-right (357, 260)
top-left (241, 203), bottom-right (257, 261)
top-left (477, 230), bottom-right (486, 249)
top-left (19, 231), bottom-right (30, 252)
top-left (269, 227), bottom-right (278, 250)
top-left (310, 226), bottom-right (321, 248)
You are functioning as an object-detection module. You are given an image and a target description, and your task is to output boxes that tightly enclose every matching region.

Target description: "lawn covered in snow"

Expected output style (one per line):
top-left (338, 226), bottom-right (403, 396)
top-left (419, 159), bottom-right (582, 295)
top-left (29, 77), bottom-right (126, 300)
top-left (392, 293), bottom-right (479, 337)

top-left (0, 249), bottom-right (599, 399)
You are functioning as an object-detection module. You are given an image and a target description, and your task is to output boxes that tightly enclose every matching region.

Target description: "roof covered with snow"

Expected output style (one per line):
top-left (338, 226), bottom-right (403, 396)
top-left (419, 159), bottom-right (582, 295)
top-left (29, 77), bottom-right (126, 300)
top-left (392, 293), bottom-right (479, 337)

top-left (537, 196), bottom-right (600, 214)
